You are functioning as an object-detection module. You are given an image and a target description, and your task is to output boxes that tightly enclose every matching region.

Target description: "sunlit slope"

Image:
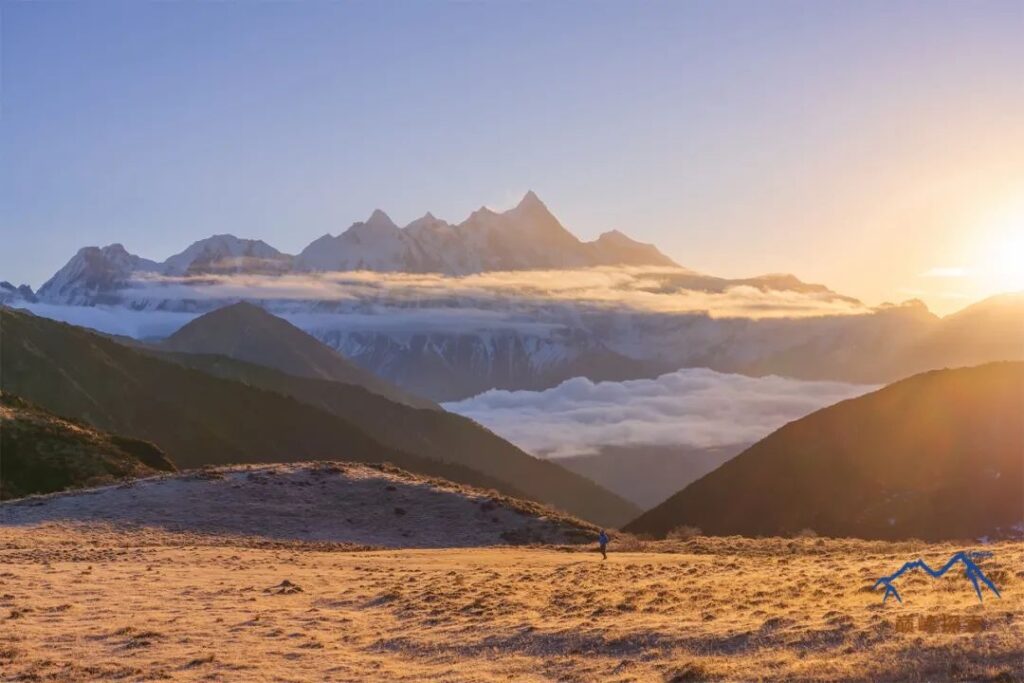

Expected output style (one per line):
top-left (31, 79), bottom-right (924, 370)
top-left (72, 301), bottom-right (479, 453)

top-left (902, 292), bottom-right (1024, 376)
top-left (626, 362), bottom-right (1024, 540)
top-left (2, 527), bottom-right (1021, 681)
top-left (0, 308), bottom-right (637, 526)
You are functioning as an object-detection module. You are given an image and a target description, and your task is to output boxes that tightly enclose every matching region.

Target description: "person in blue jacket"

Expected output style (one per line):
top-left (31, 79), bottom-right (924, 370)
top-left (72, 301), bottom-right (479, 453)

top-left (598, 529), bottom-right (609, 560)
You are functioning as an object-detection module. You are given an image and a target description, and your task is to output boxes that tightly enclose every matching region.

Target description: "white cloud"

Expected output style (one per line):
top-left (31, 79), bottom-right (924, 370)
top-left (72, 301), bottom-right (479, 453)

top-left (20, 303), bottom-right (197, 339)
top-left (120, 266), bottom-right (869, 320)
top-left (444, 368), bottom-right (876, 458)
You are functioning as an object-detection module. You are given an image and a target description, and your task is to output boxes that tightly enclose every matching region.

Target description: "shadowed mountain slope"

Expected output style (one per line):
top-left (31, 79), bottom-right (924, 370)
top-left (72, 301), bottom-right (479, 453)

top-left (625, 362), bottom-right (1024, 541)
top-left (559, 444), bottom-right (747, 509)
top-left (0, 393), bottom-right (175, 501)
top-left (0, 308), bottom-right (637, 526)
top-left (161, 302), bottom-right (435, 410)
top-left (142, 346), bottom-right (640, 524)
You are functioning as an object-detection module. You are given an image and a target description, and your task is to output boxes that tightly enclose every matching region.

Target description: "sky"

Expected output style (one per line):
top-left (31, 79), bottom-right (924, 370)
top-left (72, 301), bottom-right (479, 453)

top-left (2, 1), bottom-right (1023, 314)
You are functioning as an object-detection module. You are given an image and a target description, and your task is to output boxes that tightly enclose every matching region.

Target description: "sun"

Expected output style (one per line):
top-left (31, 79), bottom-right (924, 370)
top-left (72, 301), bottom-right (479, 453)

top-left (973, 201), bottom-right (1024, 293)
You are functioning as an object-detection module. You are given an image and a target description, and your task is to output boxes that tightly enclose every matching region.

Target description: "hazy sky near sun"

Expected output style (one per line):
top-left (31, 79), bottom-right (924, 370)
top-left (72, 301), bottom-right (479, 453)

top-left (2, 1), bottom-right (1023, 314)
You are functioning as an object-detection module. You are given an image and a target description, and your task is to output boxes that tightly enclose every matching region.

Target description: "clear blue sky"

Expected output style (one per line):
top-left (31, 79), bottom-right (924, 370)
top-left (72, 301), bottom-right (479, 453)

top-left (2, 1), bottom-right (1023, 311)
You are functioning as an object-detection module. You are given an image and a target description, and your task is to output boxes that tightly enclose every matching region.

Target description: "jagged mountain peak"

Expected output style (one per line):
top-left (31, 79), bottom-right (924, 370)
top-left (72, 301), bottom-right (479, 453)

top-left (462, 191), bottom-right (572, 247)
top-left (39, 194), bottom-right (684, 293)
top-left (166, 233), bottom-right (281, 257)
top-left (516, 190), bottom-right (544, 208)
top-left (364, 209), bottom-right (397, 229)
top-left (0, 281), bottom-right (37, 305)
top-left (468, 205), bottom-right (498, 220)
top-left (507, 191), bottom-right (559, 223)
top-left (404, 212), bottom-right (450, 233)
top-left (77, 243), bottom-right (153, 264)
top-left (37, 242), bottom-right (160, 304)
top-left (586, 229), bottom-right (679, 268)
top-left (162, 234), bottom-right (289, 276)
top-left (594, 229), bottom-right (629, 242)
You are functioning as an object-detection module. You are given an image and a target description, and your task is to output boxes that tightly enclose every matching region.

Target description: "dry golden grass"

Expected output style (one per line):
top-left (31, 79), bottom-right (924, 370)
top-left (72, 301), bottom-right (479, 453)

top-left (1, 523), bottom-right (1021, 682)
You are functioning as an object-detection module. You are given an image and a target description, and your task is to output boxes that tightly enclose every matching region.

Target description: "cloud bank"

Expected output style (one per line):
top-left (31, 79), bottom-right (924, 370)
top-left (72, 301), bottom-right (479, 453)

top-left (444, 368), bottom-right (876, 458)
top-left (120, 266), bottom-right (869, 320)
top-left (19, 303), bottom-right (198, 339)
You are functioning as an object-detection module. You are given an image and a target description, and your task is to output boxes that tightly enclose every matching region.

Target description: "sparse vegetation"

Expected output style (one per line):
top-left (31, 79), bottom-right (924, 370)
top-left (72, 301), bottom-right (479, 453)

top-left (1, 462), bottom-right (599, 548)
top-left (0, 393), bottom-right (175, 500)
top-left (667, 525), bottom-right (703, 540)
top-left (1, 524), bottom-right (1020, 681)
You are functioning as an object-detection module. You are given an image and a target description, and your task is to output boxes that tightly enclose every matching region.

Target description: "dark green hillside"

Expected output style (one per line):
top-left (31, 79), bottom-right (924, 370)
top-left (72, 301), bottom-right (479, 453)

top-left (161, 302), bottom-right (436, 409)
top-left (0, 307), bottom-right (637, 525)
top-left (0, 393), bottom-right (175, 500)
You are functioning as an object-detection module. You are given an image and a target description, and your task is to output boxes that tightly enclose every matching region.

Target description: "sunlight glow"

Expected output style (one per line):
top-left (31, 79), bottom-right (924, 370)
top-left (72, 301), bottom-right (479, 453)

top-left (975, 200), bottom-right (1024, 292)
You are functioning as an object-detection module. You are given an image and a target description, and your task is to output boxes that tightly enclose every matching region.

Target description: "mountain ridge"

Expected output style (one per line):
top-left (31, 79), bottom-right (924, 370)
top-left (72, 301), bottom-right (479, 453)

top-left (36, 192), bottom-right (679, 303)
top-left (1, 461), bottom-right (600, 548)
top-left (0, 306), bottom-right (638, 526)
top-left (624, 361), bottom-right (1024, 541)
top-left (160, 302), bottom-right (436, 410)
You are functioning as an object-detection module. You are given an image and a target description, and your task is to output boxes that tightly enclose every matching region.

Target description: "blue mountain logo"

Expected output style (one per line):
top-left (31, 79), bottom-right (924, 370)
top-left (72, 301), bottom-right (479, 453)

top-left (874, 551), bottom-right (1002, 604)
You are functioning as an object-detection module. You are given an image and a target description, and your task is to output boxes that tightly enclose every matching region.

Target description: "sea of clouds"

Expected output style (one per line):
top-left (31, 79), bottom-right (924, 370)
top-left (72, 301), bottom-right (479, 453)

top-left (20, 266), bottom-right (874, 341)
top-left (444, 368), bottom-right (876, 458)
top-left (111, 266), bottom-right (869, 318)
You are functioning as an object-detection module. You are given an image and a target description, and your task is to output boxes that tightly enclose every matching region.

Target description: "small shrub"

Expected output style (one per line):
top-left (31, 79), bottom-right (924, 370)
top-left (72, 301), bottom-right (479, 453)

top-left (667, 662), bottom-right (716, 681)
top-left (613, 532), bottom-right (654, 552)
top-left (667, 525), bottom-right (702, 540)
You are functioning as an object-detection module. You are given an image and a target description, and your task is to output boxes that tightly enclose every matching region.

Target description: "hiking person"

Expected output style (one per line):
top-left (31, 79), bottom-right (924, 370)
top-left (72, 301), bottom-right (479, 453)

top-left (598, 529), bottom-right (609, 560)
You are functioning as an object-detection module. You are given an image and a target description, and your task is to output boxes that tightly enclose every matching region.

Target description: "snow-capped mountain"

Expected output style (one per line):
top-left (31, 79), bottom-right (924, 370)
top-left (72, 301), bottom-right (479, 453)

top-left (37, 244), bottom-right (161, 305)
top-left (162, 234), bottom-right (292, 275)
top-left (35, 237), bottom-right (291, 305)
top-left (35, 192), bottom-right (677, 306)
top-left (296, 209), bottom-right (417, 272)
top-left (294, 191), bottom-right (678, 274)
top-left (0, 281), bottom-right (37, 306)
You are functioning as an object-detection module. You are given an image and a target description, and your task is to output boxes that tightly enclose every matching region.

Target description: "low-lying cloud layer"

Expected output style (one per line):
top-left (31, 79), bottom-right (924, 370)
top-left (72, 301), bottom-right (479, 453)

top-left (19, 303), bottom-right (198, 340)
top-left (121, 266), bottom-right (869, 320)
top-left (444, 368), bottom-right (875, 458)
